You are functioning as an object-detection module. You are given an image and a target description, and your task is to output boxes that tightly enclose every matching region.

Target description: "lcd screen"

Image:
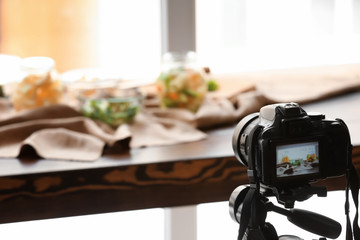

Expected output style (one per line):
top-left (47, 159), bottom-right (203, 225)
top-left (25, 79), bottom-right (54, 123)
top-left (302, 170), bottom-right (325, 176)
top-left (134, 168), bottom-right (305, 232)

top-left (276, 142), bottom-right (319, 178)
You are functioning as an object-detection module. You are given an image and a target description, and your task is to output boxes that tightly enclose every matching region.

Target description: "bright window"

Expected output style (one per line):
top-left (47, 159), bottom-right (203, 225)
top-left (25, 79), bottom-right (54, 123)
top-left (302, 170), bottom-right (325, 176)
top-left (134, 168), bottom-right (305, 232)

top-left (0, 0), bottom-right (161, 78)
top-left (2, 0), bottom-right (360, 76)
top-left (97, 0), bottom-right (161, 79)
top-left (196, 0), bottom-right (360, 73)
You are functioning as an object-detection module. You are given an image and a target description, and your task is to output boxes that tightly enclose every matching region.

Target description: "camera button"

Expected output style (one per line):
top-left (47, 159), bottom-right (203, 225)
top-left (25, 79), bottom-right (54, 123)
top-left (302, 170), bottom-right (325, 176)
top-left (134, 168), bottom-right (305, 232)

top-left (308, 112), bottom-right (325, 120)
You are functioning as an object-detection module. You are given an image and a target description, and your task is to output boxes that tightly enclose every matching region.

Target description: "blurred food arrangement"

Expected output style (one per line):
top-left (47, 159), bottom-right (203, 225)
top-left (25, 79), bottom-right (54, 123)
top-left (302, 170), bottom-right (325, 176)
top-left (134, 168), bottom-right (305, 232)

top-left (0, 53), bottom-right (222, 128)
top-left (2, 53), bottom-right (359, 162)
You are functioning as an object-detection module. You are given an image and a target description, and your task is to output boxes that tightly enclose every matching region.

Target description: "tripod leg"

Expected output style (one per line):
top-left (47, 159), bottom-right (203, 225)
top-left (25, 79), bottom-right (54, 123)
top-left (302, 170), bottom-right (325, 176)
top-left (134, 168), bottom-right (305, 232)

top-left (238, 224), bottom-right (277, 240)
top-left (242, 227), bottom-right (267, 240)
top-left (263, 222), bottom-right (278, 240)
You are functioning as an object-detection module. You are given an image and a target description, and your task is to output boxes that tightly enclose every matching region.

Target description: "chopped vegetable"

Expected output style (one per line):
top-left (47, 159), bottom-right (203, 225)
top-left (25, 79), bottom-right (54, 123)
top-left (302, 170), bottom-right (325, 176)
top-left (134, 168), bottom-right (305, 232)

top-left (81, 98), bottom-right (139, 127)
top-left (207, 79), bottom-right (219, 92)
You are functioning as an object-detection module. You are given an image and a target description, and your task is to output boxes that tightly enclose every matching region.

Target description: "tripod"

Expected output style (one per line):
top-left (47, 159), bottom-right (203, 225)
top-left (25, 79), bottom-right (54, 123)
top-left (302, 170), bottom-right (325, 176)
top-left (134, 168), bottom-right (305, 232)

top-left (229, 185), bottom-right (342, 240)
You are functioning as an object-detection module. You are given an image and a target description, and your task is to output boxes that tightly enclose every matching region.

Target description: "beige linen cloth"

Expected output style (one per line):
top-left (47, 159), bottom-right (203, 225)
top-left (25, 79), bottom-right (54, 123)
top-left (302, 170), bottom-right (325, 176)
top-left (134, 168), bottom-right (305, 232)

top-left (1, 64), bottom-right (360, 161)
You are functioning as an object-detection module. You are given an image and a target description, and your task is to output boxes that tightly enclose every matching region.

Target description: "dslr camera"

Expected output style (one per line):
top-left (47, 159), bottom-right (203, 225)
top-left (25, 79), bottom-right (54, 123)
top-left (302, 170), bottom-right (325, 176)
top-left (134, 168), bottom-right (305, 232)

top-left (229, 102), bottom-right (357, 240)
top-left (232, 102), bottom-right (351, 190)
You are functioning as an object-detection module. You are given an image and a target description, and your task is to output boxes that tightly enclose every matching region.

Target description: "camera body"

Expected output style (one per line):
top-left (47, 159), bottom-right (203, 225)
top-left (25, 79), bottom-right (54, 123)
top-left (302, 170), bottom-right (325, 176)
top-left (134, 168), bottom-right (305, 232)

top-left (232, 102), bottom-right (351, 188)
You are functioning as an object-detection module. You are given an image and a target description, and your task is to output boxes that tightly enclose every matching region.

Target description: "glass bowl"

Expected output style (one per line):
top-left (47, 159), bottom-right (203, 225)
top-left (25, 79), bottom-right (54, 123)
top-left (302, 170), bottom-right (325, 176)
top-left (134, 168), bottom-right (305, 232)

top-left (79, 89), bottom-right (142, 127)
top-left (61, 68), bottom-right (143, 127)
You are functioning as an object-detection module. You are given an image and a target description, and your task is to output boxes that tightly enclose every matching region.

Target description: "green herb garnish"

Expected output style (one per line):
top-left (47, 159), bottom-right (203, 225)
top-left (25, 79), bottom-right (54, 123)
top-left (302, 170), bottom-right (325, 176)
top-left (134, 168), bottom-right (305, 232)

top-left (207, 79), bottom-right (219, 91)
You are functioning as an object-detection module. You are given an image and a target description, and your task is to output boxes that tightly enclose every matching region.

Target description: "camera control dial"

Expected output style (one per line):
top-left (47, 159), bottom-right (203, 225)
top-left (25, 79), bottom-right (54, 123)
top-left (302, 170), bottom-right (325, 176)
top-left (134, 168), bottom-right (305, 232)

top-left (307, 112), bottom-right (325, 120)
top-left (281, 103), bottom-right (302, 117)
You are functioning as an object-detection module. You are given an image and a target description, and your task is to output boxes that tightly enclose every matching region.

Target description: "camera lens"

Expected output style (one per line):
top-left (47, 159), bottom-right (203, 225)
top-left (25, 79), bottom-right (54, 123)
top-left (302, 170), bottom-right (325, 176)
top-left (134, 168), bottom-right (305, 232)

top-left (229, 185), bottom-right (250, 223)
top-left (232, 113), bottom-right (259, 166)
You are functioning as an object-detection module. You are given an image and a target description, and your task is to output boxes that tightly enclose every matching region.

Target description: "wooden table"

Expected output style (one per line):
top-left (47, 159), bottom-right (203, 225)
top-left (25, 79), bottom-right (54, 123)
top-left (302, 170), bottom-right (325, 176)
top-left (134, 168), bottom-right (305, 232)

top-left (0, 91), bottom-right (359, 224)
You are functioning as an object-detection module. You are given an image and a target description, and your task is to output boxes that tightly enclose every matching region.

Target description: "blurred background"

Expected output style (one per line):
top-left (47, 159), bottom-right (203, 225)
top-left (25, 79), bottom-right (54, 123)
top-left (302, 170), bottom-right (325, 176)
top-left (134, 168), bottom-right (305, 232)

top-left (2, 0), bottom-right (360, 76)
top-left (0, 0), bottom-right (359, 239)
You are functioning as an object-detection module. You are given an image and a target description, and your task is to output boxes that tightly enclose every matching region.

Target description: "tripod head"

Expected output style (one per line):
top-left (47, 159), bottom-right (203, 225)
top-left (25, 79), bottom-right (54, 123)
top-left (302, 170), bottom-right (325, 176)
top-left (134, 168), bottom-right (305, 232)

top-left (262, 184), bottom-right (327, 208)
top-left (229, 185), bottom-right (342, 240)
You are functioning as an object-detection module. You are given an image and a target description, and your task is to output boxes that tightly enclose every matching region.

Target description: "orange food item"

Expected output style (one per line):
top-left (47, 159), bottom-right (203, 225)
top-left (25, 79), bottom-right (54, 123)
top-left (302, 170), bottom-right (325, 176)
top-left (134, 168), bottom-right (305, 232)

top-left (306, 153), bottom-right (317, 162)
top-left (11, 57), bottom-right (63, 111)
top-left (169, 92), bottom-right (179, 100)
top-left (12, 72), bottom-right (63, 111)
top-left (282, 156), bottom-right (290, 163)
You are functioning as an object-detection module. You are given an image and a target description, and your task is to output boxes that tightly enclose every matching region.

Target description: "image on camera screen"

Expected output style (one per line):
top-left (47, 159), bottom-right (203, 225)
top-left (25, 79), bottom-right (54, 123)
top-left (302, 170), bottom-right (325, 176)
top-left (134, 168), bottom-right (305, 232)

top-left (276, 142), bottom-right (319, 178)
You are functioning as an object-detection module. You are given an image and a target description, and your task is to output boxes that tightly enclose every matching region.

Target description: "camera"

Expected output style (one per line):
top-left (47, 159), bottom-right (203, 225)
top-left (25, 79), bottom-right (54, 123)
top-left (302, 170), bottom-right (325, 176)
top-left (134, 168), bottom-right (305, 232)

top-left (229, 103), bottom-right (358, 240)
top-left (232, 102), bottom-right (351, 189)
